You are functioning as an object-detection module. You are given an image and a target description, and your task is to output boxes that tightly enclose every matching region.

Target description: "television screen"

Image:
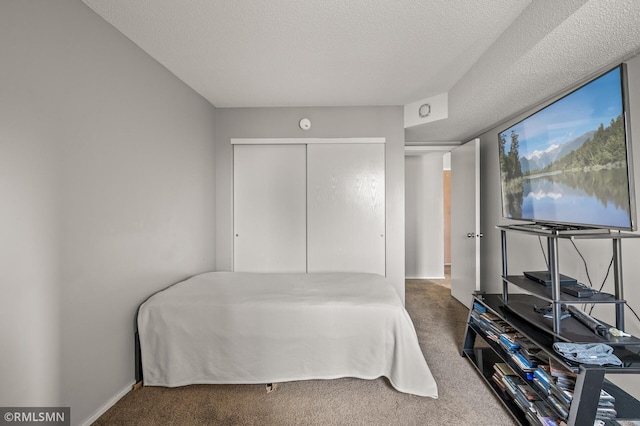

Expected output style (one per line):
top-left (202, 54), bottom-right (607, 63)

top-left (498, 64), bottom-right (637, 231)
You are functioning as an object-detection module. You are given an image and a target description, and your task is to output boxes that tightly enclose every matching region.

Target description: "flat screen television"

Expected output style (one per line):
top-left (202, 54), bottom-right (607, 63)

top-left (498, 63), bottom-right (637, 231)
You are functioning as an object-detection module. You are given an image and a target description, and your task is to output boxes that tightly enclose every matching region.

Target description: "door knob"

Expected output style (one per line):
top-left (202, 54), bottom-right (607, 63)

top-left (467, 233), bottom-right (475, 238)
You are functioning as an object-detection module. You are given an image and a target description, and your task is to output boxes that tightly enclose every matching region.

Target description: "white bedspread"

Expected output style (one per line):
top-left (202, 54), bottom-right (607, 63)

top-left (138, 272), bottom-right (438, 398)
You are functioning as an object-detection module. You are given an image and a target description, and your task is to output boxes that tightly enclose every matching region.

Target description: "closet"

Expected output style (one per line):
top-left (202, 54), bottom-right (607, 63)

top-left (233, 139), bottom-right (385, 275)
top-left (233, 144), bottom-right (307, 272)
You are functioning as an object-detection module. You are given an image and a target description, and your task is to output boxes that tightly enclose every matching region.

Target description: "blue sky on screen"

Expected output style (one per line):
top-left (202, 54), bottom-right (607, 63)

top-left (501, 67), bottom-right (622, 158)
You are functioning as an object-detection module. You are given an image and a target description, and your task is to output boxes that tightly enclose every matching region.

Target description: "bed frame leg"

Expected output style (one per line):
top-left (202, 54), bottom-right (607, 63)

top-left (135, 330), bottom-right (143, 384)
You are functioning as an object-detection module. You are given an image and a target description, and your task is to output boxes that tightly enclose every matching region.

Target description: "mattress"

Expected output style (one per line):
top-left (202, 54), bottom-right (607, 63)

top-left (137, 271), bottom-right (438, 398)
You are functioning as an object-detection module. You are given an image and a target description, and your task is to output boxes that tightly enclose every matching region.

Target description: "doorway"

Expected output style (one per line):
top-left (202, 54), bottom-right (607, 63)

top-left (404, 148), bottom-right (456, 280)
top-left (443, 153), bottom-right (451, 269)
top-left (404, 141), bottom-right (479, 305)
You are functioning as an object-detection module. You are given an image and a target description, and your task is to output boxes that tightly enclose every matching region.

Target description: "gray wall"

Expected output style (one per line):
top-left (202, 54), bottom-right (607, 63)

top-left (405, 154), bottom-right (444, 278)
top-left (214, 107), bottom-right (406, 302)
top-left (478, 55), bottom-right (640, 399)
top-left (0, 1), bottom-right (217, 424)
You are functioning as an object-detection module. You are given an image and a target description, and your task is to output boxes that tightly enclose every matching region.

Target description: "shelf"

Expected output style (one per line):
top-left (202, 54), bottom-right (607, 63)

top-left (602, 380), bottom-right (640, 419)
top-left (468, 226), bottom-right (640, 424)
top-left (503, 275), bottom-right (623, 304)
top-left (465, 295), bottom-right (640, 425)
top-left (496, 224), bottom-right (640, 240)
top-left (481, 294), bottom-right (640, 371)
top-left (499, 225), bottom-right (633, 334)
top-left (467, 322), bottom-right (550, 399)
top-left (462, 346), bottom-right (529, 426)
top-left (465, 310), bottom-right (640, 424)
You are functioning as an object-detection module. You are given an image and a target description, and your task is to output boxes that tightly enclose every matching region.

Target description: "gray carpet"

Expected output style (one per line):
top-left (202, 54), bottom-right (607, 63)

top-left (94, 275), bottom-right (516, 425)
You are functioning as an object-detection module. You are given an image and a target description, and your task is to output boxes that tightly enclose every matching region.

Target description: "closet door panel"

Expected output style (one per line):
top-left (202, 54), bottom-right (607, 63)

top-left (307, 144), bottom-right (385, 275)
top-left (233, 144), bottom-right (307, 272)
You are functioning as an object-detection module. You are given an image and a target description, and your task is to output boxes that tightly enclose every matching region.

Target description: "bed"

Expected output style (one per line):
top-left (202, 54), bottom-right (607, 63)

top-left (136, 271), bottom-right (438, 398)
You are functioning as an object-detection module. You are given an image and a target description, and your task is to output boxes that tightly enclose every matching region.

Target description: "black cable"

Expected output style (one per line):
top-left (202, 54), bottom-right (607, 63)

top-left (568, 239), bottom-right (611, 313)
top-left (536, 236), bottom-right (640, 328)
top-left (538, 236), bottom-right (549, 269)
top-left (625, 302), bottom-right (640, 324)
top-left (597, 256), bottom-right (614, 292)
top-left (570, 242), bottom-right (639, 327)
top-left (568, 239), bottom-right (596, 311)
top-left (570, 239), bottom-right (594, 287)
top-left (588, 255), bottom-right (613, 315)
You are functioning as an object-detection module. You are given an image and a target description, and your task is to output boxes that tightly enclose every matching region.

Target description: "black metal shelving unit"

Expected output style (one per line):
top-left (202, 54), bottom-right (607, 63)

top-left (461, 225), bottom-right (640, 425)
top-left (497, 225), bottom-right (639, 333)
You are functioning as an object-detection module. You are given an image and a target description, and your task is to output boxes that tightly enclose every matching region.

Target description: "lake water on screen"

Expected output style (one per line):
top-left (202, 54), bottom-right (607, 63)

top-left (521, 169), bottom-right (632, 228)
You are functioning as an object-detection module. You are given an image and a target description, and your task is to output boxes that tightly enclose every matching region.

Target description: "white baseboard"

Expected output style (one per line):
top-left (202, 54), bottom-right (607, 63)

top-left (406, 276), bottom-right (446, 280)
top-left (80, 380), bottom-right (136, 426)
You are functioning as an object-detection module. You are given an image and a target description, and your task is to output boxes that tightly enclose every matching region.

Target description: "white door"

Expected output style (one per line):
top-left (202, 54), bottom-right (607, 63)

top-left (233, 144), bottom-right (307, 272)
top-left (307, 144), bottom-right (385, 275)
top-left (450, 139), bottom-right (481, 307)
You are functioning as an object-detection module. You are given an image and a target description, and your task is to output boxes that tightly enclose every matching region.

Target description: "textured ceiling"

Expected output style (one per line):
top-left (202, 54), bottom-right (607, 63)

top-left (82, 0), bottom-right (640, 143)
top-left (406, 0), bottom-right (640, 143)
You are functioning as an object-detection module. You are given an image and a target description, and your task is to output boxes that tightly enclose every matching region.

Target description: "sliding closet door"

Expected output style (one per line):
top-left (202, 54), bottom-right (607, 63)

top-left (233, 144), bottom-right (307, 272)
top-left (307, 143), bottom-right (385, 275)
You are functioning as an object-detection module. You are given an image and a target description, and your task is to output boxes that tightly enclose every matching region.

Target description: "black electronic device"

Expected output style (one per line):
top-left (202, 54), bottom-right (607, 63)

top-left (523, 270), bottom-right (577, 287)
top-left (560, 284), bottom-right (595, 298)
